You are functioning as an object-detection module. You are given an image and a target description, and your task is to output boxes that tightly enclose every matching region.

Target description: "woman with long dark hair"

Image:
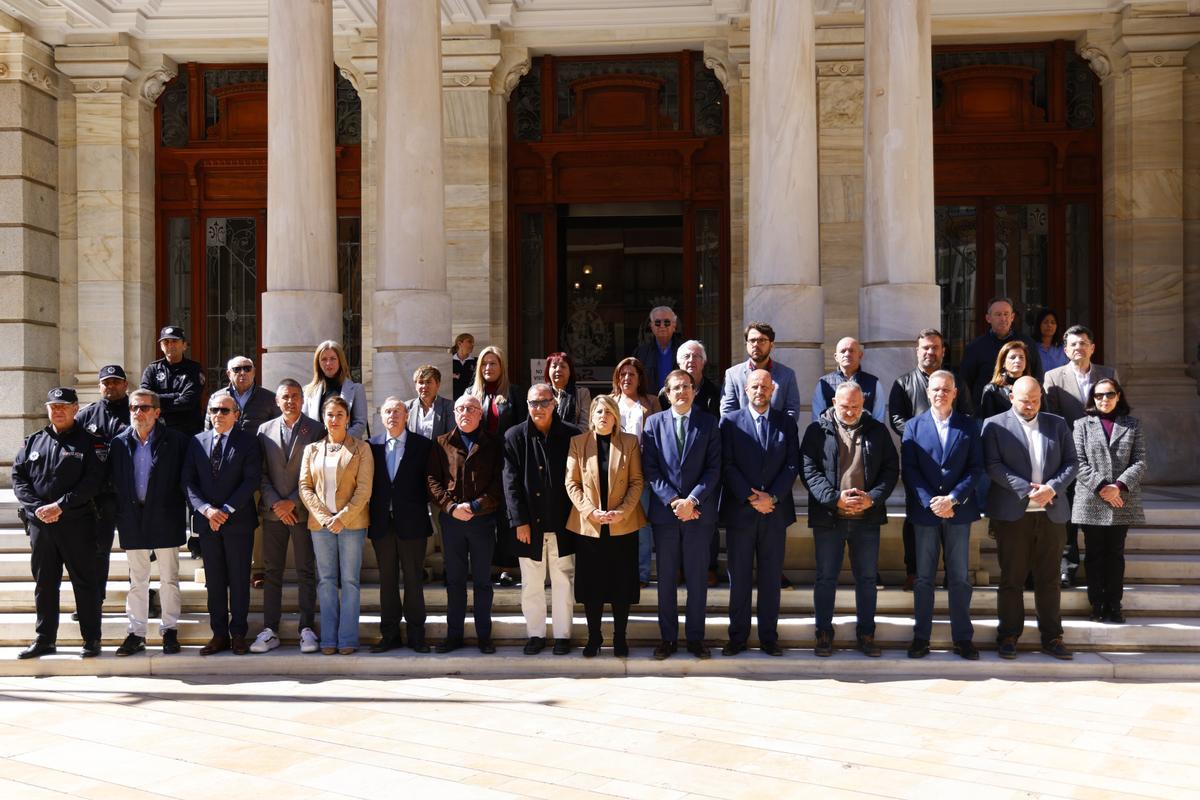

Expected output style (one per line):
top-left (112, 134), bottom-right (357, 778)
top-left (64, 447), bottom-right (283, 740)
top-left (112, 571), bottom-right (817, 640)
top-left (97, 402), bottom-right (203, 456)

top-left (1035, 308), bottom-right (1069, 373)
top-left (546, 351), bottom-right (591, 427)
top-left (979, 340), bottom-right (1035, 419)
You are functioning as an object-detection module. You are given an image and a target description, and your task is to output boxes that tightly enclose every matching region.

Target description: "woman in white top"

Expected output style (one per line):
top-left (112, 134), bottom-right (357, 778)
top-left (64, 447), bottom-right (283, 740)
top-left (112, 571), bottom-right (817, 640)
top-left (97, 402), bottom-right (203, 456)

top-left (299, 396), bottom-right (374, 654)
top-left (610, 356), bottom-right (658, 585)
top-left (302, 340), bottom-right (368, 439)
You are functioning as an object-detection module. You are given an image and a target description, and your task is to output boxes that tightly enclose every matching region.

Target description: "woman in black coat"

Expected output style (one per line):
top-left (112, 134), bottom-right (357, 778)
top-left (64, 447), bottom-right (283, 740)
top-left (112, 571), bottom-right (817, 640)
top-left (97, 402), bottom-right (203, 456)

top-left (979, 340), bottom-right (1039, 419)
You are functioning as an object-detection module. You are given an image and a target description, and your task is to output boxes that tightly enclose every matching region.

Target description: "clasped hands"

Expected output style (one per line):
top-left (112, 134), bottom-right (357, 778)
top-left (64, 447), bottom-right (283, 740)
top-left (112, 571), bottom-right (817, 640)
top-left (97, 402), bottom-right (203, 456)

top-left (747, 489), bottom-right (775, 515)
top-left (836, 488), bottom-right (872, 514)
top-left (33, 503), bottom-right (62, 524)
top-left (670, 497), bottom-right (701, 522)
top-left (1098, 483), bottom-right (1125, 508)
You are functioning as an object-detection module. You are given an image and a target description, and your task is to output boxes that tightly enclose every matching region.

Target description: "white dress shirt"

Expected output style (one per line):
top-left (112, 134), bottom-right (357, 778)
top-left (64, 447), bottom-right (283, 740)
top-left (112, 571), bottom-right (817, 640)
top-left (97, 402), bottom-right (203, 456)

top-left (1016, 413), bottom-right (1047, 509)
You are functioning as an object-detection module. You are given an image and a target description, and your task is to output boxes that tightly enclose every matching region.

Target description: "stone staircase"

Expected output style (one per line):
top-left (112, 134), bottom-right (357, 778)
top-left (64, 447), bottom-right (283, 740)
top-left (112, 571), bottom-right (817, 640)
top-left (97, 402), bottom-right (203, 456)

top-left (1, 487), bottom-right (1198, 677)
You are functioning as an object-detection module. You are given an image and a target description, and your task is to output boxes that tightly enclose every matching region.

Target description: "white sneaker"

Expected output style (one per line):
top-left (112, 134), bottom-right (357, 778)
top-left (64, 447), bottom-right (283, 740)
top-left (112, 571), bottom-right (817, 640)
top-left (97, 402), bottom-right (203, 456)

top-left (299, 627), bottom-right (319, 654)
top-left (250, 628), bottom-right (280, 653)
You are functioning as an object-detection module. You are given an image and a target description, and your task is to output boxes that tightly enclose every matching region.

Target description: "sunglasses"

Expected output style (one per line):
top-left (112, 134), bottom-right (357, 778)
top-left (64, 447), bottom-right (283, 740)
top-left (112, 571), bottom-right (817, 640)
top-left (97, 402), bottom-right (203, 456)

top-left (652, 319), bottom-right (673, 327)
top-left (229, 365), bottom-right (253, 373)
top-left (528, 399), bottom-right (555, 409)
top-left (1094, 391), bottom-right (1119, 400)
top-left (208, 407), bottom-right (234, 415)
top-left (129, 404), bottom-right (156, 413)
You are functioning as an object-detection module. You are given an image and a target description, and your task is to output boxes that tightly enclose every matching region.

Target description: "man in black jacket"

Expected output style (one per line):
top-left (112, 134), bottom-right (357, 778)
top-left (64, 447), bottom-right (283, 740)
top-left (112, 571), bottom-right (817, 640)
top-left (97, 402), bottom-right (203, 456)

top-left (368, 397), bottom-right (434, 653)
top-left (957, 298), bottom-right (1043, 408)
top-left (632, 305), bottom-right (685, 395)
top-left (141, 325), bottom-right (205, 435)
top-left (801, 382), bottom-right (899, 658)
top-left (12, 388), bottom-right (106, 659)
top-left (503, 384), bottom-right (581, 655)
top-left (107, 389), bottom-right (190, 656)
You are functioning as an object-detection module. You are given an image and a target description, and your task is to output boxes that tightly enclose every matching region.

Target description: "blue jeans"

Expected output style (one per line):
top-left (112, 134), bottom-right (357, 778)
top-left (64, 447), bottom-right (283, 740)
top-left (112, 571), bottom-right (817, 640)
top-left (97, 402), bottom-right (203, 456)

top-left (311, 527), bottom-right (366, 649)
top-left (812, 520), bottom-right (879, 637)
top-left (638, 488), bottom-right (653, 582)
top-left (913, 522), bottom-right (974, 643)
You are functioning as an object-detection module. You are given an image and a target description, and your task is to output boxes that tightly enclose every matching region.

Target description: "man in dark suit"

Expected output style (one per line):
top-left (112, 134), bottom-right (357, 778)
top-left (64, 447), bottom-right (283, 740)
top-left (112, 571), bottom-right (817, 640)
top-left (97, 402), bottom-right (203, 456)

top-left (718, 369), bottom-right (799, 657)
top-left (642, 369), bottom-right (722, 659)
top-left (958, 297), bottom-right (1044, 408)
top-left (183, 389), bottom-right (262, 655)
top-left (801, 382), bottom-right (899, 658)
top-left (632, 305), bottom-right (685, 394)
top-left (983, 375), bottom-right (1078, 660)
top-left (901, 371), bottom-right (987, 661)
top-left (251, 379), bottom-right (324, 654)
top-left (368, 396), bottom-right (434, 653)
top-left (503, 384), bottom-right (581, 656)
top-left (107, 388), bottom-right (190, 656)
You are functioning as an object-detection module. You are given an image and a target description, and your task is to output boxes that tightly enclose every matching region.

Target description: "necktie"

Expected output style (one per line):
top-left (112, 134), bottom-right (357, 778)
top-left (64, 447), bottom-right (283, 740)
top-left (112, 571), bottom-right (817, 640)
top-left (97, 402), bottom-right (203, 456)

top-left (210, 433), bottom-right (224, 477)
top-left (387, 437), bottom-right (399, 480)
top-left (757, 414), bottom-right (768, 450)
top-left (675, 415), bottom-right (686, 457)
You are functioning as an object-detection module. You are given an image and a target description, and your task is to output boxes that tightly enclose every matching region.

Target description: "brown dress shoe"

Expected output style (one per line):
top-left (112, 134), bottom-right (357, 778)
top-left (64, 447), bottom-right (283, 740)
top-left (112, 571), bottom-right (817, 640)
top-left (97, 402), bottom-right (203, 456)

top-left (200, 636), bottom-right (230, 656)
top-left (231, 635), bottom-right (249, 655)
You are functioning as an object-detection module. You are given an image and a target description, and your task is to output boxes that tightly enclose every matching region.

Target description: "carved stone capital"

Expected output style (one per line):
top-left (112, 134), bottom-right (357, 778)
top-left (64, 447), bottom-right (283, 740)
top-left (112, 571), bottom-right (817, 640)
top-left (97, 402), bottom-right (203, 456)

top-left (140, 65), bottom-right (177, 104)
top-left (702, 41), bottom-right (734, 92)
top-left (1079, 46), bottom-right (1112, 80)
top-left (492, 46), bottom-right (531, 98)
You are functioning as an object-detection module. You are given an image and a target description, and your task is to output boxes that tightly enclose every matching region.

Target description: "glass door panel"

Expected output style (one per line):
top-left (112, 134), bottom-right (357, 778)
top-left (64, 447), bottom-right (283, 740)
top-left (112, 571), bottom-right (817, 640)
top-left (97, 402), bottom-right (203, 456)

top-left (1064, 202), bottom-right (1093, 331)
top-left (994, 203), bottom-right (1050, 333)
top-left (694, 208), bottom-right (722, 383)
top-left (935, 204), bottom-right (978, 369)
top-left (204, 216), bottom-right (259, 389)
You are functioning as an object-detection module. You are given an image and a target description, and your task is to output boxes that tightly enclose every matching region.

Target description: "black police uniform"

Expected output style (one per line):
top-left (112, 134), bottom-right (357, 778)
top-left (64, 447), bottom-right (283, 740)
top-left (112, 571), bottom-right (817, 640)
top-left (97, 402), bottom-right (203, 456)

top-left (12, 412), bottom-right (107, 647)
top-left (141, 358), bottom-right (205, 435)
top-left (76, 393), bottom-right (131, 616)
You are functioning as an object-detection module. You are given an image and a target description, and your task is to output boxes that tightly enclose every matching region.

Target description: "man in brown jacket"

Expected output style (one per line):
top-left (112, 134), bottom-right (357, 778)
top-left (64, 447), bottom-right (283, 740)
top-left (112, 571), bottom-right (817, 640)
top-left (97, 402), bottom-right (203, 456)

top-left (427, 394), bottom-right (504, 653)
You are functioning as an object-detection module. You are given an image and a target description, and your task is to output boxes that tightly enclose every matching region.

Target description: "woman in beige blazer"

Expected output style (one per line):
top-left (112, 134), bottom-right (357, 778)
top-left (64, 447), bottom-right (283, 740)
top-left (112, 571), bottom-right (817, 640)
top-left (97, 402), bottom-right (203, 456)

top-left (299, 396), bottom-right (374, 654)
top-left (565, 394), bottom-right (648, 658)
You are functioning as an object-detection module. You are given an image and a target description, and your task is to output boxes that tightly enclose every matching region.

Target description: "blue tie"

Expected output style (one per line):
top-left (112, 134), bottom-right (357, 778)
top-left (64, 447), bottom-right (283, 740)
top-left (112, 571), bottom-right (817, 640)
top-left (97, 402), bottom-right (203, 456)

top-left (387, 437), bottom-right (400, 480)
top-left (756, 414), bottom-right (768, 450)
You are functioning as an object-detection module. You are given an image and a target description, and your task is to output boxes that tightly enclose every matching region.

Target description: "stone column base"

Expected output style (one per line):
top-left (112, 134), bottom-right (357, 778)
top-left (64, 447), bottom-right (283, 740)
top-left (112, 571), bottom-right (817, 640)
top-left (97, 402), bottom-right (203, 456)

top-left (1121, 371), bottom-right (1200, 484)
top-left (260, 290), bottom-right (344, 390)
top-left (372, 288), bottom-right (453, 403)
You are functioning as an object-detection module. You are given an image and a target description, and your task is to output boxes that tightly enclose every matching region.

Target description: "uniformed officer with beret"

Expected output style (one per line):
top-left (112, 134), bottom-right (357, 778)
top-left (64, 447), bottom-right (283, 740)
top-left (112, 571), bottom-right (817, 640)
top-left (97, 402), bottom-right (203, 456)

top-left (12, 388), bottom-right (107, 658)
top-left (141, 325), bottom-right (205, 436)
top-left (75, 364), bottom-right (131, 620)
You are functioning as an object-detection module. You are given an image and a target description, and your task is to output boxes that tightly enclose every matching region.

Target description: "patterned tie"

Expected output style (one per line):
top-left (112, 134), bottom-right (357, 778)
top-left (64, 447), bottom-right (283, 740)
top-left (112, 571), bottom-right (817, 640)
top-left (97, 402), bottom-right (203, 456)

top-left (757, 414), bottom-right (768, 450)
top-left (387, 437), bottom-right (400, 480)
top-left (210, 433), bottom-right (224, 477)
top-left (675, 415), bottom-right (686, 457)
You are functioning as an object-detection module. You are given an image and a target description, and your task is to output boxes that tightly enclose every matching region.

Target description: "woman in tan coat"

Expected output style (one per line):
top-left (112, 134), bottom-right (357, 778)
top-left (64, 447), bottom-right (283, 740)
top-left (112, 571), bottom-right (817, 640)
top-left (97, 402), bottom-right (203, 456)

top-left (299, 396), bottom-right (374, 654)
top-left (566, 394), bottom-right (648, 657)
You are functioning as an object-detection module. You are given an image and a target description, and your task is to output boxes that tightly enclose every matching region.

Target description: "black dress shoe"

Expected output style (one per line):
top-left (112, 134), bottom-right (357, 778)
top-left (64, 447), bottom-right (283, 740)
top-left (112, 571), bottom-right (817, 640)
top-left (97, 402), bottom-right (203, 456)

top-left (80, 640), bottom-right (102, 658)
top-left (686, 641), bottom-right (711, 660)
top-left (721, 641), bottom-right (747, 657)
top-left (116, 634), bottom-right (146, 657)
top-left (1107, 609), bottom-right (1126, 624)
top-left (907, 638), bottom-right (930, 659)
top-left (478, 638), bottom-right (496, 654)
top-left (71, 611), bottom-right (80, 622)
top-left (497, 572), bottom-right (517, 587)
top-left (523, 636), bottom-right (546, 655)
top-left (953, 640), bottom-right (980, 661)
top-left (436, 637), bottom-right (463, 654)
top-left (760, 641), bottom-right (784, 657)
top-left (18, 640), bottom-right (56, 659)
top-left (161, 629), bottom-right (180, 654)
top-left (582, 639), bottom-right (601, 658)
top-left (1089, 605), bottom-right (1106, 622)
top-left (1040, 637), bottom-right (1073, 660)
top-left (780, 573), bottom-right (794, 590)
top-left (613, 636), bottom-right (629, 658)
top-left (552, 638), bottom-right (571, 655)
top-left (410, 641), bottom-right (431, 654)
top-left (652, 641), bottom-right (677, 660)
top-left (997, 637), bottom-right (1018, 660)
top-left (370, 635), bottom-right (402, 654)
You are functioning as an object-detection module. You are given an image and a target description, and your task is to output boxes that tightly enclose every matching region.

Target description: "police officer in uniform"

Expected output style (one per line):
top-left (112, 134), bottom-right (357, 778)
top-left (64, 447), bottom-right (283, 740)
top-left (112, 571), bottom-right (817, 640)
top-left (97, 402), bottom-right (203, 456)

top-left (141, 325), bottom-right (205, 436)
top-left (75, 364), bottom-right (130, 620)
top-left (12, 388), bottom-right (107, 658)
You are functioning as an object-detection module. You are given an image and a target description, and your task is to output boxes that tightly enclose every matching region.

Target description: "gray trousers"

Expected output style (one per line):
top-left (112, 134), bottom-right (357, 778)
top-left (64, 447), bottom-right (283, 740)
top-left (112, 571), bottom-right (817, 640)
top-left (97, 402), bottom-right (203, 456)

top-left (261, 518), bottom-right (317, 633)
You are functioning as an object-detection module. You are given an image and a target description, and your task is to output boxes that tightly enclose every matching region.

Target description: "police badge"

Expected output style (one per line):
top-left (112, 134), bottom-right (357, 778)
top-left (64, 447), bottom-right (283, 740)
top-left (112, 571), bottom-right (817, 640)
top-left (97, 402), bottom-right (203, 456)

top-left (157, 370), bottom-right (167, 382)
top-left (28, 451), bottom-right (39, 461)
top-left (88, 424), bottom-right (98, 433)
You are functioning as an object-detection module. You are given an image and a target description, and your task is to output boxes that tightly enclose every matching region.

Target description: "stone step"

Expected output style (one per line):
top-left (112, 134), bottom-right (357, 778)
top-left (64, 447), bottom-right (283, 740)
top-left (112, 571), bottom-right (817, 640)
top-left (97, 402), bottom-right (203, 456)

top-left (4, 610), bottom-right (1197, 652)
top-left (2, 581), bottom-right (1196, 616)
top-left (977, 551), bottom-right (1200, 584)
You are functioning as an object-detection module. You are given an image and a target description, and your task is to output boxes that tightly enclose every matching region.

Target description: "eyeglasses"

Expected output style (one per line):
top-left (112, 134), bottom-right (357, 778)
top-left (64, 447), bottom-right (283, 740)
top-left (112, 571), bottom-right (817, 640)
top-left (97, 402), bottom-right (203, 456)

top-left (746, 337), bottom-right (771, 345)
top-left (229, 365), bottom-right (253, 373)
top-left (652, 319), bottom-right (673, 327)
top-left (208, 407), bottom-right (234, 415)
top-left (1094, 391), bottom-right (1119, 400)
top-left (454, 406), bottom-right (482, 415)
top-left (129, 404), bottom-right (156, 413)
top-left (528, 399), bottom-right (555, 409)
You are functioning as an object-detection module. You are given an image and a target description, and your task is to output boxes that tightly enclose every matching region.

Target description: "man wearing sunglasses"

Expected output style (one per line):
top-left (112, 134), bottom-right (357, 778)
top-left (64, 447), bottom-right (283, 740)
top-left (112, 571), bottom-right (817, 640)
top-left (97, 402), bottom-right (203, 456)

top-left (183, 390), bottom-right (262, 655)
top-left (632, 306), bottom-right (684, 394)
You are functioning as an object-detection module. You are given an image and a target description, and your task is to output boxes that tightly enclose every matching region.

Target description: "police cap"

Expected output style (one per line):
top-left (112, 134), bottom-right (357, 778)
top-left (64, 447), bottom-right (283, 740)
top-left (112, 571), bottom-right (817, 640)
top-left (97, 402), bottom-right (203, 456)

top-left (46, 387), bottom-right (79, 405)
top-left (158, 325), bottom-right (186, 342)
top-left (98, 365), bottom-right (127, 381)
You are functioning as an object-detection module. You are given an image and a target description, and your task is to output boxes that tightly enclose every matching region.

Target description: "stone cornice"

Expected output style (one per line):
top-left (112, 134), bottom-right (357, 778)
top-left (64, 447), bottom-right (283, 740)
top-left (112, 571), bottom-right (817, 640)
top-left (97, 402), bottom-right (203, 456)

top-left (0, 30), bottom-right (58, 96)
top-left (55, 42), bottom-right (142, 95)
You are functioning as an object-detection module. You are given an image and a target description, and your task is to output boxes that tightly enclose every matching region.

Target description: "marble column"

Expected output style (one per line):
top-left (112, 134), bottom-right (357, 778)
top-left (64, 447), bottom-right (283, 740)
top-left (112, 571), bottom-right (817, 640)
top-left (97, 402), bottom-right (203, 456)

top-left (261, 0), bottom-right (342, 390)
top-left (372, 0), bottom-right (452, 400)
top-left (55, 42), bottom-right (159, 400)
top-left (748, 0), bottom-right (824, 408)
top-left (0, 26), bottom-right (59, 481)
top-left (859, 0), bottom-right (941, 406)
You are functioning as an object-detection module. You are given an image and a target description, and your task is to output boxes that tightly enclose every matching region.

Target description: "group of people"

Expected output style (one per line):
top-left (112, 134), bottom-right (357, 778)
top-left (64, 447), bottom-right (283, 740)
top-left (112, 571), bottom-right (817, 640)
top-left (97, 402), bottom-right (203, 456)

top-left (12, 297), bottom-right (1146, 662)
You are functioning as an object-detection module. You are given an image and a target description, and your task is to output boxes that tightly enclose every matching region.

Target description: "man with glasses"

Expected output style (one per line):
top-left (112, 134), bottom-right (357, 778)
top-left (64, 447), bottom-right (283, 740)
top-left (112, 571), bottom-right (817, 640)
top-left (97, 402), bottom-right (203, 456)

top-left (183, 390), bottom-right (262, 655)
top-left (106, 389), bottom-right (190, 656)
top-left (633, 306), bottom-right (685, 393)
top-left (720, 322), bottom-right (801, 420)
top-left (503, 384), bottom-right (581, 655)
top-left (427, 394), bottom-right (504, 654)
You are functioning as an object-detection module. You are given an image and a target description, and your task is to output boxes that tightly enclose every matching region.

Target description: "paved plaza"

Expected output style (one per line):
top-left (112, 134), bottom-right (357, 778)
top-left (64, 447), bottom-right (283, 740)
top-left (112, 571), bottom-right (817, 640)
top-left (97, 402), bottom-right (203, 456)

top-left (2, 671), bottom-right (1198, 799)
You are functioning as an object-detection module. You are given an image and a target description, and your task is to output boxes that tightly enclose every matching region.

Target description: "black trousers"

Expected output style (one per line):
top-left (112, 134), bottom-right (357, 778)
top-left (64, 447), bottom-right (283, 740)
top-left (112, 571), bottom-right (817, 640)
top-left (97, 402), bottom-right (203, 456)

top-left (93, 495), bottom-right (117, 613)
top-left (372, 531), bottom-right (428, 643)
top-left (1063, 483), bottom-right (1080, 569)
top-left (584, 601), bottom-right (630, 644)
top-left (1082, 524), bottom-right (1128, 611)
top-left (260, 519), bottom-right (316, 632)
top-left (199, 525), bottom-right (253, 638)
top-left (994, 514), bottom-right (1066, 644)
top-left (726, 516), bottom-right (787, 646)
top-left (29, 517), bottom-right (101, 643)
top-left (442, 513), bottom-right (495, 641)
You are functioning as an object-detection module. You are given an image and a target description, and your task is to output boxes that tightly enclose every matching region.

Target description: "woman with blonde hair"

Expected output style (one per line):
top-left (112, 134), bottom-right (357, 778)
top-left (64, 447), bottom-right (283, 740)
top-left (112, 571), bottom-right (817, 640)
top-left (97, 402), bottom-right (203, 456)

top-left (565, 394), bottom-right (648, 657)
top-left (298, 396), bottom-right (374, 654)
top-left (303, 340), bottom-right (368, 438)
top-left (611, 356), bottom-right (658, 585)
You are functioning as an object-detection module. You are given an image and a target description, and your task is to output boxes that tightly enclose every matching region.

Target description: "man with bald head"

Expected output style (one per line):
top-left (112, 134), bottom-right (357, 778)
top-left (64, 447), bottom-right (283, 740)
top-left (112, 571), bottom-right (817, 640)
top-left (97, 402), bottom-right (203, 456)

top-left (719, 369), bottom-right (800, 656)
top-left (801, 382), bottom-right (899, 657)
top-left (811, 337), bottom-right (886, 423)
top-left (959, 297), bottom-right (1043, 408)
top-left (983, 375), bottom-right (1078, 660)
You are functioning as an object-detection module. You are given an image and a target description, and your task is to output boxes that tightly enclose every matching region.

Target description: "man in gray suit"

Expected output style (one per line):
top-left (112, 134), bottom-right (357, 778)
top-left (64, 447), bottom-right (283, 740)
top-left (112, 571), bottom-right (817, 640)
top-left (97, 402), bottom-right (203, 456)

top-left (983, 376), bottom-right (1078, 661)
top-left (720, 322), bottom-right (801, 421)
top-left (249, 378), bottom-right (324, 654)
top-left (1042, 324), bottom-right (1117, 585)
top-left (406, 364), bottom-right (455, 578)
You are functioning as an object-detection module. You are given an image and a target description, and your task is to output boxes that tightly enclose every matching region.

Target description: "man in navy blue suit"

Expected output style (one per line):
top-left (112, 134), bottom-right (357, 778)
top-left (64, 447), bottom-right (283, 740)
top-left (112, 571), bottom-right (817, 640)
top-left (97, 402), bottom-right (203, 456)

top-left (183, 389), bottom-right (261, 655)
top-left (368, 397), bottom-right (434, 653)
top-left (901, 370), bottom-right (987, 661)
top-left (719, 369), bottom-right (799, 657)
top-left (642, 369), bottom-right (722, 659)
